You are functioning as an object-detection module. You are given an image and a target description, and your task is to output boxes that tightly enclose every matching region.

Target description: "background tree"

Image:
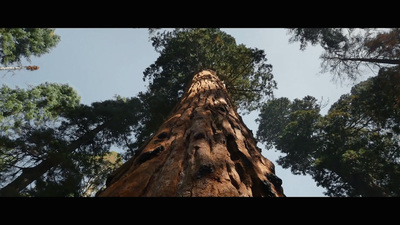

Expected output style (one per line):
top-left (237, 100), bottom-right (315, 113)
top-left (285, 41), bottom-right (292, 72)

top-left (254, 28), bottom-right (400, 196)
top-left (0, 83), bottom-right (139, 196)
top-left (0, 82), bottom-right (81, 196)
top-left (287, 28), bottom-right (400, 81)
top-left (256, 68), bottom-right (400, 196)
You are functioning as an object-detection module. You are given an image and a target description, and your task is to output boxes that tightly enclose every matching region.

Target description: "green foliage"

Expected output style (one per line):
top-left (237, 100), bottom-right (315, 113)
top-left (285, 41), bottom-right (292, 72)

top-left (145, 28), bottom-right (276, 113)
top-left (287, 28), bottom-right (400, 81)
top-left (128, 28), bottom-right (277, 156)
top-left (0, 28), bottom-right (60, 66)
top-left (62, 95), bottom-right (144, 160)
top-left (288, 28), bottom-right (347, 51)
top-left (257, 96), bottom-right (322, 176)
top-left (257, 69), bottom-right (400, 196)
top-left (0, 83), bottom-right (139, 196)
top-left (0, 82), bottom-right (81, 131)
top-left (0, 83), bottom-right (80, 195)
top-left (285, 28), bottom-right (400, 195)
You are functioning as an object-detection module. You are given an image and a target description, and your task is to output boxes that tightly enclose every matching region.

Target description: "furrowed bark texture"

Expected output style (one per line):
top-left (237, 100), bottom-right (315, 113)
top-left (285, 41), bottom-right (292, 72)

top-left (98, 70), bottom-right (285, 197)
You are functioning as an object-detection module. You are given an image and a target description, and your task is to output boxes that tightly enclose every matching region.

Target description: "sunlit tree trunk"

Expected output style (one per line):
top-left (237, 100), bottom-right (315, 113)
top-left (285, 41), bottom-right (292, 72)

top-left (97, 70), bottom-right (285, 197)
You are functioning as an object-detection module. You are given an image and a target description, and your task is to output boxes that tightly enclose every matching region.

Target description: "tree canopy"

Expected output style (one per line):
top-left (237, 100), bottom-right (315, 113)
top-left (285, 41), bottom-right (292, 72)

top-left (129, 28), bottom-right (277, 159)
top-left (0, 83), bottom-right (140, 196)
top-left (257, 70), bottom-right (400, 196)
top-left (145, 28), bottom-right (276, 113)
top-left (288, 28), bottom-right (400, 81)
top-left (0, 28), bottom-right (60, 66)
top-left (256, 28), bottom-right (400, 196)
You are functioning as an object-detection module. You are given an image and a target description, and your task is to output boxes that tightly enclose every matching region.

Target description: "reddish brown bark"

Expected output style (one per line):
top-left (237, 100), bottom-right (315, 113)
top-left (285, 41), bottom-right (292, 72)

top-left (97, 70), bottom-right (285, 197)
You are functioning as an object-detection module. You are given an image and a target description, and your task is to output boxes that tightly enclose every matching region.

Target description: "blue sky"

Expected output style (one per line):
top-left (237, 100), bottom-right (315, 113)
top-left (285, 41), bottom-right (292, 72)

top-left (1, 28), bottom-right (359, 197)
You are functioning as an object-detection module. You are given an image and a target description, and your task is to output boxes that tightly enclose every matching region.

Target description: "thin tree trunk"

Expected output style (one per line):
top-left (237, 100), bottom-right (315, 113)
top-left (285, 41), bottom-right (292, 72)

top-left (97, 70), bottom-right (285, 197)
top-left (0, 65), bottom-right (39, 71)
top-left (0, 66), bottom-right (25, 70)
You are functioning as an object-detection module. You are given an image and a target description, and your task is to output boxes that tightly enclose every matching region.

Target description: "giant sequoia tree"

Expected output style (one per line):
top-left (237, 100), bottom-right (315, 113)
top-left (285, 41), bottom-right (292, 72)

top-left (97, 70), bottom-right (285, 197)
top-left (127, 28), bottom-right (276, 158)
top-left (97, 28), bottom-right (284, 197)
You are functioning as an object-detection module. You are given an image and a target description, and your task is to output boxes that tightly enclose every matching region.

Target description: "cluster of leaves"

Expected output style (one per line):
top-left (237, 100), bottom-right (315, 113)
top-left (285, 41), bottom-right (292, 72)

top-left (257, 28), bottom-right (400, 196)
top-left (0, 28), bottom-right (60, 66)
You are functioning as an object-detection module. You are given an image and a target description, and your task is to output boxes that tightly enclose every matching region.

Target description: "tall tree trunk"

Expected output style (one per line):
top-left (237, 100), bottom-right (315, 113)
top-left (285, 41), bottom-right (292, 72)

top-left (98, 70), bottom-right (285, 197)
